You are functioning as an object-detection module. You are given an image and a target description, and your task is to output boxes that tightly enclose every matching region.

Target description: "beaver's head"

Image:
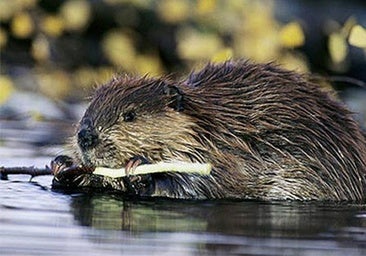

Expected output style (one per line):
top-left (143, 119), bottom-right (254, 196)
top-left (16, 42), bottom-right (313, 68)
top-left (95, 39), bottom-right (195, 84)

top-left (74, 76), bottom-right (206, 168)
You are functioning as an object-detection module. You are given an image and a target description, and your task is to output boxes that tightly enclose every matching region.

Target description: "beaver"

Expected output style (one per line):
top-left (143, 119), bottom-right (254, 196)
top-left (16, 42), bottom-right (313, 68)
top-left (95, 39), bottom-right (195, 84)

top-left (52, 60), bottom-right (366, 201)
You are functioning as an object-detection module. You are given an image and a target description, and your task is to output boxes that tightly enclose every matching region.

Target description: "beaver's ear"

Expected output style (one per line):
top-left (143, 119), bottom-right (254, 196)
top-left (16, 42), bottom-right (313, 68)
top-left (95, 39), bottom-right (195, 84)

top-left (163, 84), bottom-right (184, 112)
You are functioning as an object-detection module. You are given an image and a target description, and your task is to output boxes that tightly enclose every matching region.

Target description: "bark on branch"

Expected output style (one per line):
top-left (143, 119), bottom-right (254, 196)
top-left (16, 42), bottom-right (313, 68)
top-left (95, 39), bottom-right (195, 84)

top-left (0, 166), bottom-right (53, 180)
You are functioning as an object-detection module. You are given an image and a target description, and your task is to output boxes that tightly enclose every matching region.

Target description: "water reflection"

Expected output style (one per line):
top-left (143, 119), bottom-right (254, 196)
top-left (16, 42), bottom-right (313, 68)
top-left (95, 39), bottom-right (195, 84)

top-left (70, 194), bottom-right (364, 238)
top-left (67, 193), bottom-right (366, 255)
top-left (1, 177), bottom-right (366, 255)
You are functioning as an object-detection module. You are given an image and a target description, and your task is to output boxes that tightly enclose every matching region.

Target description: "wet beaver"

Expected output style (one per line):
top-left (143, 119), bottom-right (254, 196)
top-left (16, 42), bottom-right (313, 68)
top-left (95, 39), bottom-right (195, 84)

top-left (52, 60), bottom-right (366, 201)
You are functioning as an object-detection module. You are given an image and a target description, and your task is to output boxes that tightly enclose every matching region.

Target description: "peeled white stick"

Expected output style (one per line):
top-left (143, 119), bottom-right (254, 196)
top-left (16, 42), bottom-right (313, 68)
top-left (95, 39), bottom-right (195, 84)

top-left (93, 162), bottom-right (212, 178)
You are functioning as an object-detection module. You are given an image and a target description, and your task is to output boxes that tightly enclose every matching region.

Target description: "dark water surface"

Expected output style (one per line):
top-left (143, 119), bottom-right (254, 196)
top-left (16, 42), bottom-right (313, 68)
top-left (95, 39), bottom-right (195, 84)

top-left (1, 119), bottom-right (366, 255)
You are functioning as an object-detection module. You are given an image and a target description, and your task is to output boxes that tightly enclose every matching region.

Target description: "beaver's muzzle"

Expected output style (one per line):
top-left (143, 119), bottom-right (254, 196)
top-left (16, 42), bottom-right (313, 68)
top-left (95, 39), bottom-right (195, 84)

top-left (77, 118), bottom-right (99, 150)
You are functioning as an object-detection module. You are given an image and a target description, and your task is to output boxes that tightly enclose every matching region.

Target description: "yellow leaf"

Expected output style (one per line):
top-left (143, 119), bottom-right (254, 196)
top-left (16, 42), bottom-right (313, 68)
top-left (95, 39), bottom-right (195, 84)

top-left (135, 54), bottom-right (164, 76)
top-left (278, 52), bottom-right (309, 73)
top-left (96, 66), bottom-right (115, 85)
top-left (31, 35), bottom-right (50, 63)
top-left (211, 48), bottom-right (233, 63)
top-left (177, 29), bottom-right (223, 60)
top-left (73, 67), bottom-right (98, 88)
top-left (341, 16), bottom-right (357, 37)
top-left (72, 66), bottom-right (114, 89)
top-left (60, 0), bottom-right (91, 31)
top-left (349, 25), bottom-right (366, 48)
top-left (0, 0), bottom-right (37, 22)
top-left (11, 12), bottom-right (34, 38)
top-left (157, 0), bottom-right (190, 23)
top-left (41, 15), bottom-right (65, 37)
top-left (37, 70), bottom-right (71, 100)
top-left (328, 33), bottom-right (348, 63)
top-left (279, 22), bottom-right (305, 48)
top-left (0, 1), bottom-right (15, 22)
top-left (102, 30), bottom-right (136, 69)
top-left (15, 0), bottom-right (38, 9)
top-left (197, 0), bottom-right (216, 15)
top-left (0, 75), bottom-right (15, 104)
top-left (30, 111), bottom-right (44, 122)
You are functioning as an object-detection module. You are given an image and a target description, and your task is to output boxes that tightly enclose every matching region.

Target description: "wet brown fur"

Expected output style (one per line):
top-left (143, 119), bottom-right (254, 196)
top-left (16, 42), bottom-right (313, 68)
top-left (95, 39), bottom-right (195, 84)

top-left (71, 60), bottom-right (366, 201)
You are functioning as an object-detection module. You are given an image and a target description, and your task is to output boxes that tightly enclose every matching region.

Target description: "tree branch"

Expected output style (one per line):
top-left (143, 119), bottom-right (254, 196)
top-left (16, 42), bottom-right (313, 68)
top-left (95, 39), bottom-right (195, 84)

top-left (0, 166), bottom-right (53, 180)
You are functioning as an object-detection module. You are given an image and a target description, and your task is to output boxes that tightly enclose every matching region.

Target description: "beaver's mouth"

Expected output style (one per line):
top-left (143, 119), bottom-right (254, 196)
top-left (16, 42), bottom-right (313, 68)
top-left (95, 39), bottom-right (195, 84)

top-left (79, 151), bottom-right (94, 167)
top-left (77, 148), bottom-right (123, 169)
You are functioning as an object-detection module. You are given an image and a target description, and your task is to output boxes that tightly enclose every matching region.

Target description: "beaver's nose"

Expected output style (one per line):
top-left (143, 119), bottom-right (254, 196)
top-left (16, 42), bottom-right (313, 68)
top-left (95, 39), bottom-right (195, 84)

top-left (77, 120), bottom-right (99, 150)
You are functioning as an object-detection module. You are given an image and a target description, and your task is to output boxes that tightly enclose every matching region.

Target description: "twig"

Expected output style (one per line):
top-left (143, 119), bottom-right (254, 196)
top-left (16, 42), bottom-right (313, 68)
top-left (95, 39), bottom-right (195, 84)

top-left (93, 162), bottom-right (212, 178)
top-left (0, 166), bottom-right (53, 180)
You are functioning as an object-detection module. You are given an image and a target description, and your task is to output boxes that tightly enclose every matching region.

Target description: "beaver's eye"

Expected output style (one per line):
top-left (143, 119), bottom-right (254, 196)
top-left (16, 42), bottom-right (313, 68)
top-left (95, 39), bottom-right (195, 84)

top-left (123, 111), bottom-right (136, 122)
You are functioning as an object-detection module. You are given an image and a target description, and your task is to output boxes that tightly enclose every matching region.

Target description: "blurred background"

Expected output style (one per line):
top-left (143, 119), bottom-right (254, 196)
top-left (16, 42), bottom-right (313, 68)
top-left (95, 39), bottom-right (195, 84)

top-left (0, 0), bottom-right (365, 123)
top-left (1, 3), bottom-right (366, 255)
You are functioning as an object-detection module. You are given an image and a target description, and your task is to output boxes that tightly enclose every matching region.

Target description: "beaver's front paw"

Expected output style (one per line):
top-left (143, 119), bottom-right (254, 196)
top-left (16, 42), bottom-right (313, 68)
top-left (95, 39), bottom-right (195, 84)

top-left (123, 156), bottom-right (154, 196)
top-left (51, 155), bottom-right (75, 176)
top-left (51, 155), bottom-right (92, 188)
top-left (123, 174), bottom-right (153, 196)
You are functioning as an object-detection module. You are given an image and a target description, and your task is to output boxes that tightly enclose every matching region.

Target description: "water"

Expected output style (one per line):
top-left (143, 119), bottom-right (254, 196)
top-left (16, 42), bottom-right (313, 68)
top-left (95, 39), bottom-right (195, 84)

top-left (1, 119), bottom-right (366, 255)
top-left (1, 177), bottom-right (366, 256)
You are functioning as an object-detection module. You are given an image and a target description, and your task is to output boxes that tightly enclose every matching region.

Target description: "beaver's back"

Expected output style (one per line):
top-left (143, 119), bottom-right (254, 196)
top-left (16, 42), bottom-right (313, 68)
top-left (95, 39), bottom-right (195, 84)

top-left (60, 60), bottom-right (366, 201)
top-left (179, 61), bottom-right (366, 201)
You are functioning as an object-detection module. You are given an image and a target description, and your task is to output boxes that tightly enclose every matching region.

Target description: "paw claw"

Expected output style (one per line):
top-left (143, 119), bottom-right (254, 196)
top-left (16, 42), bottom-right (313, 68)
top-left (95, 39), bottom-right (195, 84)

top-left (125, 156), bottom-right (150, 176)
